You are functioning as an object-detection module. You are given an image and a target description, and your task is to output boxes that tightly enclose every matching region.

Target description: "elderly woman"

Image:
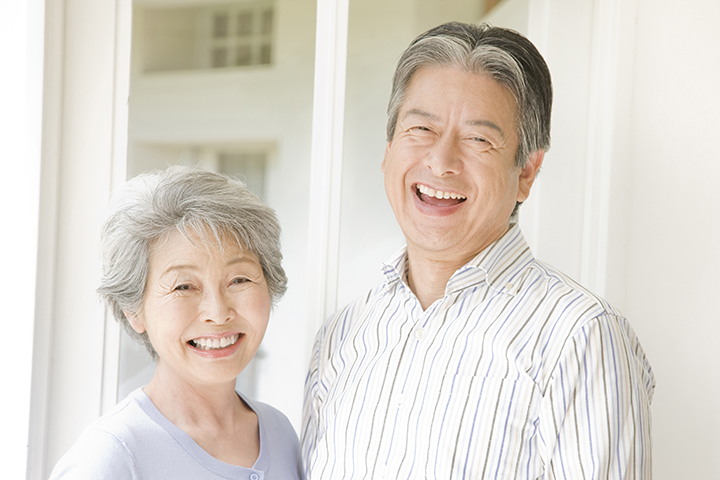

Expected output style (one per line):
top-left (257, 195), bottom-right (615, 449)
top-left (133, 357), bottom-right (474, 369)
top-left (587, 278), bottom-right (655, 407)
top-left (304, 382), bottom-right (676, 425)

top-left (50, 166), bottom-right (301, 479)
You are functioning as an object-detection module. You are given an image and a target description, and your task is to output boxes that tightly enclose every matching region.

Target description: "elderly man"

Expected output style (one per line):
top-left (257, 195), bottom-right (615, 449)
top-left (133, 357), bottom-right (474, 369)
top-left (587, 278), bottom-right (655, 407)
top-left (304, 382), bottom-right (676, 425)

top-left (302, 22), bottom-right (654, 479)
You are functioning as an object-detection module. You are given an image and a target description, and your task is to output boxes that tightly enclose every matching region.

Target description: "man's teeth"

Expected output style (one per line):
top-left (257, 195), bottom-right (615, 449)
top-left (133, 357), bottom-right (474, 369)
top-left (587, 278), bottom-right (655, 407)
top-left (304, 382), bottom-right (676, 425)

top-left (191, 334), bottom-right (240, 350)
top-left (417, 184), bottom-right (466, 200)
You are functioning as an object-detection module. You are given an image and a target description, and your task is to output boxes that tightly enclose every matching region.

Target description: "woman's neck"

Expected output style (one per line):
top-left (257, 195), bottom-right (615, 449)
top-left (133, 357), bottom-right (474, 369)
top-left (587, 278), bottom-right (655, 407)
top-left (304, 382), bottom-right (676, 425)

top-left (143, 362), bottom-right (260, 467)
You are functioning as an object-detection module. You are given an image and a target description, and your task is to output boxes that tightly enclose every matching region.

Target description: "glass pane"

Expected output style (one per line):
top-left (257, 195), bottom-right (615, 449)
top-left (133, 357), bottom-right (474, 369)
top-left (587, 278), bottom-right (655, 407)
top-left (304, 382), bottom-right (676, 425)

top-left (259, 43), bottom-right (272, 64)
top-left (139, 3), bottom-right (276, 73)
top-left (122, 0), bottom-right (317, 429)
top-left (237, 11), bottom-right (254, 36)
top-left (213, 12), bottom-right (229, 38)
top-left (211, 47), bottom-right (227, 68)
top-left (261, 9), bottom-right (273, 34)
top-left (235, 45), bottom-right (253, 66)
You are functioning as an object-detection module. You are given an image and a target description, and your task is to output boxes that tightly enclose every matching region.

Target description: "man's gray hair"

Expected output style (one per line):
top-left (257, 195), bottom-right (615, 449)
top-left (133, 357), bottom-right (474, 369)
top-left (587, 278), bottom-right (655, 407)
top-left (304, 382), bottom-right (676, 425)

top-left (387, 22), bottom-right (553, 167)
top-left (97, 166), bottom-right (287, 358)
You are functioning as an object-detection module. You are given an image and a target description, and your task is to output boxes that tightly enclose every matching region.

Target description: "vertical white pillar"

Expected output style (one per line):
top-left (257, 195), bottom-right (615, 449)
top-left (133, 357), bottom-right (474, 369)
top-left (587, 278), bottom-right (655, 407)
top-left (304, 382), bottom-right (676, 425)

top-left (0, 0), bottom-right (44, 477)
top-left (306, 0), bottom-right (350, 345)
top-left (580, 0), bottom-right (637, 296)
top-left (26, 0), bottom-right (132, 477)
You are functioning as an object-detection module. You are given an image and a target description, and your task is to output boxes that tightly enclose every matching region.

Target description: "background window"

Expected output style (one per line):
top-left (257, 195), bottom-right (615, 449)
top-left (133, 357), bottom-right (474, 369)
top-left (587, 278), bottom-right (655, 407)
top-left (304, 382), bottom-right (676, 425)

top-left (137, 1), bottom-right (274, 73)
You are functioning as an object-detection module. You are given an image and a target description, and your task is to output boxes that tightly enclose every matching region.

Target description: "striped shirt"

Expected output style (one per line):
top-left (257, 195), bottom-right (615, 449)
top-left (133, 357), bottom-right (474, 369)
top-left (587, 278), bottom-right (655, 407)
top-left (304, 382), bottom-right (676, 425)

top-left (302, 225), bottom-right (654, 479)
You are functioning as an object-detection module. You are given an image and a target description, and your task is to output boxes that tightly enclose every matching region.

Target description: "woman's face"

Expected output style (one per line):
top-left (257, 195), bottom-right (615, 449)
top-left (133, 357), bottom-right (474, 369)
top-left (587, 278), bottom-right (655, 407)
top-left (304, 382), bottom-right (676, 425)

top-left (127, 228), bottom-right (272, 389)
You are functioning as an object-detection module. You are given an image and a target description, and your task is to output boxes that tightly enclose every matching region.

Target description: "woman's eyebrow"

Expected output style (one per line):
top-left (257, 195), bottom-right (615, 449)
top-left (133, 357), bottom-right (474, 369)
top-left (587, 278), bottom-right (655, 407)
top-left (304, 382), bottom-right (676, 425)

top-left (159, 264), bottom-right (197, 277)
top-left (227, 256), bottom-right (258, 267)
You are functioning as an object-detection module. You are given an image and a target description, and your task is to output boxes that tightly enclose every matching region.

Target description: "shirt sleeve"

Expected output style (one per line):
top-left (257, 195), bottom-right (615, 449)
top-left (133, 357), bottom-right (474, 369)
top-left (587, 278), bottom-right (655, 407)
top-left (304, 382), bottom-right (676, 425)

top-left (537, 314), bottom-right (654, 479)
top-left (301, 327), bottom-right (323, 479)
top-left (48, 428), bottom-right (137, 480)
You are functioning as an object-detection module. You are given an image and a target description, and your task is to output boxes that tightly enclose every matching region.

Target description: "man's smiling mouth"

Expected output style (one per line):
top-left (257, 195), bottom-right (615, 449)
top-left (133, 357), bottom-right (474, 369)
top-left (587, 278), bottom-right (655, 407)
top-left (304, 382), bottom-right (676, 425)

top-left (416, 184), bottom-right (467, 206)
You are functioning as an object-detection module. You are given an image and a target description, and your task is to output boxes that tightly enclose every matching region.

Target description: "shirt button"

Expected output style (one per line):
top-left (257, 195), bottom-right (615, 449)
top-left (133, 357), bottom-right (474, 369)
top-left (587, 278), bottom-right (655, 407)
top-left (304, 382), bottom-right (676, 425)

top-left (250, 474), bottom-right (260, 480)
top-left (505, 282), bottom-right (514, 290)
top-left (414, 328), bottom-right (426, 340)
top-left (396, 394), bottom-right (404, 405)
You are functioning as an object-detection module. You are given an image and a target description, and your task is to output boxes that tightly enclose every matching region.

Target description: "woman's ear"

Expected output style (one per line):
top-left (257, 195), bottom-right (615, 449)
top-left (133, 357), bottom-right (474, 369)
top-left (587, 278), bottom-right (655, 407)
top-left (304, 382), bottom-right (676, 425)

top-left (124, 310), bottom-right (146, 334)
top-left (381, 142), bottom-right (391, 173)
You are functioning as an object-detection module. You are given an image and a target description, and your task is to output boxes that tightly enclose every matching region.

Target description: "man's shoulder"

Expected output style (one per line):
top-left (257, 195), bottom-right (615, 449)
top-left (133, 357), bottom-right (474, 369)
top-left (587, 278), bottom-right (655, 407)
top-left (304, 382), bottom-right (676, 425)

top-left (332, 281), bottom-right (390, 320)
top-left (520, 258), bottom-right (624, 328)
top-left (315, 282), bottom-right (391, 343)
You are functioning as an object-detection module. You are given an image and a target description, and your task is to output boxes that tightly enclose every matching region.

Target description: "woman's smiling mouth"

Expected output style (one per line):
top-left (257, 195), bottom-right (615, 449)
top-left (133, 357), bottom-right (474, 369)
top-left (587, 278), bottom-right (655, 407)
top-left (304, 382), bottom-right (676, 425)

top-left (188, 333), bottom-right (242, 350)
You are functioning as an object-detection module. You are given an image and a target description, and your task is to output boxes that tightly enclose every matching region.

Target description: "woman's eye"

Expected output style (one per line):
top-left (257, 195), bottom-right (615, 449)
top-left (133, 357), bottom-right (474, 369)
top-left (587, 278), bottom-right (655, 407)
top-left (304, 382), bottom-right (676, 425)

top-left (232, 277), bottom-right (250, 285)
top-left (174, 284), bottom-right (191, 291)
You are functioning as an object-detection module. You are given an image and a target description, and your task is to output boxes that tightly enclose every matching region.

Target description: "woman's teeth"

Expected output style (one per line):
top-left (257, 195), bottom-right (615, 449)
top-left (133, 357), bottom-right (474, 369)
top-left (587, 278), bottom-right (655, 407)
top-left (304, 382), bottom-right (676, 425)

top-left (417, 184), bottom-right (466, 200)
top-left (190, 334), bottom-right (241, 350)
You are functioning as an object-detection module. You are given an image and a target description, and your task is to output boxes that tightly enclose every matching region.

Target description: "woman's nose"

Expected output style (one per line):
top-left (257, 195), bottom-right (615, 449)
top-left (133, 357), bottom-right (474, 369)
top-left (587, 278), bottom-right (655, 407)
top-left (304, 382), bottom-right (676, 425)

top-left (201, 288), bottom-right (235, 324)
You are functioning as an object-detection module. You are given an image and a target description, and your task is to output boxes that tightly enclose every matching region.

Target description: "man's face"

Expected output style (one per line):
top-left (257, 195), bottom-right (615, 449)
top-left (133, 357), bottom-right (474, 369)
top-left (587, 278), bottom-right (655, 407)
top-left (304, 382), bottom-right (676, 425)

top-left (382, 65), bottom-right (542, 264)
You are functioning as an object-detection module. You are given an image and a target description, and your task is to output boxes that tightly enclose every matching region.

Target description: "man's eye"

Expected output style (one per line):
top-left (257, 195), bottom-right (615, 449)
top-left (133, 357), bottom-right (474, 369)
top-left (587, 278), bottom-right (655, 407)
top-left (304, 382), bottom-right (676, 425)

top-left (232, 277), bottom-right (250, 285)
top-left (174, 284), bottom-right (191, 291)
top-left (410, 126), bottom-right (432, 133)
top-left (469, 136), bottom-right (493, 151)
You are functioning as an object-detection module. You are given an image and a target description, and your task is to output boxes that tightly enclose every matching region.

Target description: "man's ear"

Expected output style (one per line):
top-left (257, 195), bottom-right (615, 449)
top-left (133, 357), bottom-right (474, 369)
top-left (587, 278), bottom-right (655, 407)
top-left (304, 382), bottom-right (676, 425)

top-left (517, 150), bottom-right (545, 203)
top-left (124, 310), bottom-right (146, 334)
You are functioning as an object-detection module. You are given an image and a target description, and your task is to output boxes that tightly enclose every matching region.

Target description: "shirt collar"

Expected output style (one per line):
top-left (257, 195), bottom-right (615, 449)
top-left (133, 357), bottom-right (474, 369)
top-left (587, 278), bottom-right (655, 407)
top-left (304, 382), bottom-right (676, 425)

top-left (381, 224), bottom-right (534, 297)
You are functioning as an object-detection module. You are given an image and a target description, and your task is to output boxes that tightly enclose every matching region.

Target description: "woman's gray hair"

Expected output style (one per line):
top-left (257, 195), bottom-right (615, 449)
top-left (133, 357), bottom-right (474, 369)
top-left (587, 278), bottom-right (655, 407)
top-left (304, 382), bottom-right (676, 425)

top-left (97, 166), bottom-right (287, 358)
top-left (387, 22), bottom-right (553, 167)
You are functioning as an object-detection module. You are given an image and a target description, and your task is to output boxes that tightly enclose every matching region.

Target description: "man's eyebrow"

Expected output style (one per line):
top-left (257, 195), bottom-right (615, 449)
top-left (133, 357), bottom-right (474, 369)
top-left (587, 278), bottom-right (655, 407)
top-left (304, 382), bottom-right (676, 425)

top-left (468, 119), bottom-right (505, 138)
top-left (403, 109), bottom-right (440, 121)
top-left (403, 109), bottom-right (505, 138)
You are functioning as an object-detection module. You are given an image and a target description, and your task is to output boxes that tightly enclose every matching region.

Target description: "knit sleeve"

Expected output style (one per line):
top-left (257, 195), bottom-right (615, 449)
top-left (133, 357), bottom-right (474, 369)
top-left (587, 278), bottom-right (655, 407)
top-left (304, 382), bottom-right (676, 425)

top-left (48, 427), bottom-right (138, 480)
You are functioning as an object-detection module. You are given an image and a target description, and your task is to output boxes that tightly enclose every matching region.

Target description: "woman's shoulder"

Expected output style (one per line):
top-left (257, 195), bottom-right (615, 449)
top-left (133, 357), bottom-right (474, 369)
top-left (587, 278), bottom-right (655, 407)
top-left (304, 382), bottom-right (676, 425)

top-left (47, 405), bottom-right (140, 479)
top-left (241, 394), bottom-right (297, 438)
top-left (47, 389), bottom-right (157, 480)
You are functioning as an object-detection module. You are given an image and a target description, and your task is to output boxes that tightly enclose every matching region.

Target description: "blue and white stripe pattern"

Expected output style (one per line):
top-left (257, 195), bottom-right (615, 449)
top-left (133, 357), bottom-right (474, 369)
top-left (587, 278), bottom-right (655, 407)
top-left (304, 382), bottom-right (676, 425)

top-left (302, 225), bottom-right (654, 479)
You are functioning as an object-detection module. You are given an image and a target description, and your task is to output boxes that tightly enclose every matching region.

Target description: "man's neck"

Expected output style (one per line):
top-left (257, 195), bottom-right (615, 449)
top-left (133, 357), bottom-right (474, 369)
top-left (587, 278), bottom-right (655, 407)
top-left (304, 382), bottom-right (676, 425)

top-left (405, 251), bottom-right (469, 310)
top-left (404, 224), bottom-right (514, 310)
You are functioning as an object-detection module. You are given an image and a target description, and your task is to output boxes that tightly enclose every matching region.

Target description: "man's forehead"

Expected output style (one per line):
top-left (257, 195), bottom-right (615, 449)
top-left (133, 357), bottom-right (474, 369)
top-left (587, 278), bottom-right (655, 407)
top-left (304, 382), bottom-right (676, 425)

top-left (402, 65), bottom-right (515, 104)
top-left (397, 66), bottom-right (518, 128)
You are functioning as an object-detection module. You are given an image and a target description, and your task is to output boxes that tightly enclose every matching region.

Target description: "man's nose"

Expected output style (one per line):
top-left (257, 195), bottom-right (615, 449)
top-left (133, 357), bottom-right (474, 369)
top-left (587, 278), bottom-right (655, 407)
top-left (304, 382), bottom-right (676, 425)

top-left (425, 135), bottom-right (463, 176)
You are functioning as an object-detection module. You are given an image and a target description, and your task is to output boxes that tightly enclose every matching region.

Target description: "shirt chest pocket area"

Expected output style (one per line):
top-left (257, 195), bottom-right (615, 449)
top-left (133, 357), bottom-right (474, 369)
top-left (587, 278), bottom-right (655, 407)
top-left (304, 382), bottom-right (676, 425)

top-left (433, 373), bottom-right (540, 447)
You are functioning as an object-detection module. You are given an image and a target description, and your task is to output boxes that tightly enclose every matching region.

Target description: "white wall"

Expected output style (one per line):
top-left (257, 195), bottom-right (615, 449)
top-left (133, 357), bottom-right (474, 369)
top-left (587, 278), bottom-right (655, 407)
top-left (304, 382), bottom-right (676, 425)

top-left (521, 1), bottom-right (719, 477)
top-left (496, 1), bottom-right (720, 478)
top-left (621, 1), bottom-right (720, 477)
top-left (539, 1), bottom-right (720, 477)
